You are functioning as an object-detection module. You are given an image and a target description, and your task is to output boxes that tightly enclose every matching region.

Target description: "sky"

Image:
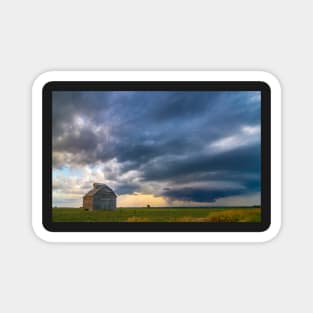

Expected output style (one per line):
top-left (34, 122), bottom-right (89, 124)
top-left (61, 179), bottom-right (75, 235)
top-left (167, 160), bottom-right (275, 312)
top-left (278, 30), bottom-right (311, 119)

top-left (52, 90), bottom-right (261, 207)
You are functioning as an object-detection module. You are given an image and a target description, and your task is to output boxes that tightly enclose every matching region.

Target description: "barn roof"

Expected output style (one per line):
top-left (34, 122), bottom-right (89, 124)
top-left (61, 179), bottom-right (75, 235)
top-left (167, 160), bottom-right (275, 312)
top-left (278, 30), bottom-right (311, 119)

top-left (83, 183), bottom-right (117, 198)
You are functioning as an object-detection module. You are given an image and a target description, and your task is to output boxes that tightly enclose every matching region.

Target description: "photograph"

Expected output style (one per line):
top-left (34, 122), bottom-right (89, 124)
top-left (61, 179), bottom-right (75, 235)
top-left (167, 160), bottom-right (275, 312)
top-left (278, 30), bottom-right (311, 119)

top-left (52, 90), bottom-right (261, 223)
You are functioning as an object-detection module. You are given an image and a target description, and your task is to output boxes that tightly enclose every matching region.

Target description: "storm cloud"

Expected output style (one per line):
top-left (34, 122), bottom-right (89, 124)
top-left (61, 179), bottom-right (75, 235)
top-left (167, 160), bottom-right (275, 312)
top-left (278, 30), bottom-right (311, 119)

top-left (52, 90), bottom-right (261, 206)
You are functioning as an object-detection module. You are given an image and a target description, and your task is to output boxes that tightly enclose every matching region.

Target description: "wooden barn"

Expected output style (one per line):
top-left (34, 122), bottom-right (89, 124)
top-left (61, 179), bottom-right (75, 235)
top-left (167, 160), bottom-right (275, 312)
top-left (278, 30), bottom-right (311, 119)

top-left (83, 183), bottom-right (117, 211)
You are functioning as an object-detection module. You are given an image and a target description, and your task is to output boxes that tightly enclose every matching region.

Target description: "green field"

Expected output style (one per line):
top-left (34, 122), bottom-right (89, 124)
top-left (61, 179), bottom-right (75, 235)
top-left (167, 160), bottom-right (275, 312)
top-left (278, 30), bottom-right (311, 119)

top-left (52, 207), bottom-right (261, 222)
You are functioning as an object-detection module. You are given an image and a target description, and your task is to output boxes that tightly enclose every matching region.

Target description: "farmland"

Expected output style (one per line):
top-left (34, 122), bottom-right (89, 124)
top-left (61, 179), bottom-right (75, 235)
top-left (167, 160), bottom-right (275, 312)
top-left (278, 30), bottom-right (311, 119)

top-left (52, 207), bottom-right (261, 222)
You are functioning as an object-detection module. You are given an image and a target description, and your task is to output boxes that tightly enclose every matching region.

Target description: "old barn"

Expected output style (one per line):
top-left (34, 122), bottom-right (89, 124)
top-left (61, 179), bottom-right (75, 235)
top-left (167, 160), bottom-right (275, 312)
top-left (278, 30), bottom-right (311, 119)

top-left (83, 183), bottom-right (117, 211)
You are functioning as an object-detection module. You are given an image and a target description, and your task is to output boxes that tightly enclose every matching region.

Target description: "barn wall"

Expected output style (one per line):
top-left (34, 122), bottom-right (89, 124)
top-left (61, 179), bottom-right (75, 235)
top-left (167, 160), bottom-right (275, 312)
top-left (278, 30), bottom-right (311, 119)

top-left (83, 186), bottom-right (117, 211)
top-left (93, 190), bottom-right (116, 210)
top-left (83, 196), bottom-right (93, 211)
top-left (93, 193), bottom-right (116, 210)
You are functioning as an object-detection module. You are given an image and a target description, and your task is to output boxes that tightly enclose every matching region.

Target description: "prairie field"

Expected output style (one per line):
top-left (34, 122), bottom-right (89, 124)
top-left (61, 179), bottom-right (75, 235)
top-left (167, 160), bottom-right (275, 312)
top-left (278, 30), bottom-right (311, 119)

top-left (52, 207), bottom-right (261, 222)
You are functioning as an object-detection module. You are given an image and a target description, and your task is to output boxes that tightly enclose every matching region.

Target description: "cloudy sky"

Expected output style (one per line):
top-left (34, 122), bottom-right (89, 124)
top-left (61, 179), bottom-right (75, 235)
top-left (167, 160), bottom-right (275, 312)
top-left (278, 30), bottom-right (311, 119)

top-left (52, 90), bottom-right (261, 207)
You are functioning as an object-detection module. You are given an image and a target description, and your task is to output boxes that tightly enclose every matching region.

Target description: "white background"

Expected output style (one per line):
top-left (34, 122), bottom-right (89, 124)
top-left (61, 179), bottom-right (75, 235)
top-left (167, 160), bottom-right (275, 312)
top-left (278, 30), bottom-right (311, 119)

top-left (0, 0), bottom-right (311, 312)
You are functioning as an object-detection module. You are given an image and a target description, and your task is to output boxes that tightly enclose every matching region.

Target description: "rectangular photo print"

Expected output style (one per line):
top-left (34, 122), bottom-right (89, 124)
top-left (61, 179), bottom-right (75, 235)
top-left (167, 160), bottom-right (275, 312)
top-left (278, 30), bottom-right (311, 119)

top-left (51, 89), bottom-right (263, 226)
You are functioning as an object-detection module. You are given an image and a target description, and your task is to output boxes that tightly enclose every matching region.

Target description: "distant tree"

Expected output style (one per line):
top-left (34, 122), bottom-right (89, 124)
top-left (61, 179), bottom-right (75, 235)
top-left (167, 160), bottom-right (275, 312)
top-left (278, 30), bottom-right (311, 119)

top-left (147, 204), bottom-right (151, 208)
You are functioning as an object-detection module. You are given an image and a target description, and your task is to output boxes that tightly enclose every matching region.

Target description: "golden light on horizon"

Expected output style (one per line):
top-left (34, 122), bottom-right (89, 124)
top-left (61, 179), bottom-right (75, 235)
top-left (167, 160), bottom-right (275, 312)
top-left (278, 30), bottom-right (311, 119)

top-left (117, 193), bottom-right (168, 207)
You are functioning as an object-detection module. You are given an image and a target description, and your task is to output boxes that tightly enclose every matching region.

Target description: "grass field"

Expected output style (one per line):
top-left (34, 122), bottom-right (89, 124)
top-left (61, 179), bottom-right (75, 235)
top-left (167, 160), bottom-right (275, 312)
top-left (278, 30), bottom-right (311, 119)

top-left (52, 207), bottom-right (261, 222)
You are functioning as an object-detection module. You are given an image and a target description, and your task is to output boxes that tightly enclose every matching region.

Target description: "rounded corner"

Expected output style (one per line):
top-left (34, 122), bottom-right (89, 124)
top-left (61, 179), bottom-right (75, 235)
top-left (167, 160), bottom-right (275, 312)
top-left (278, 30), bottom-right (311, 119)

top-left (31, 221), bottom-right (54, 243)
top-left (256, 70), bottom-right (282, 93)
top-left (258, 220), bottom-right (282, 243)
top-left (32, 71), bottom-right (57, 93)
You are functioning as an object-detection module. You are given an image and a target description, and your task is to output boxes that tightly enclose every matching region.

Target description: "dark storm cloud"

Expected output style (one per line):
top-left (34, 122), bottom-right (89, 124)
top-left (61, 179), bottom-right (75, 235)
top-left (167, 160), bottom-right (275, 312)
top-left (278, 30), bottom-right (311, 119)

top-left (116, 184), bottom-right (139, 195)
top-left (55, 128), bottom-right (99, 153)
top-left (140, 144), bottom-right (260, 182)
top-left (163, 180), bottom-right (260, 203)
top-left (52, 90), bottom-right (261, 203)
top-left (163, 188), bottom-right (241, 203)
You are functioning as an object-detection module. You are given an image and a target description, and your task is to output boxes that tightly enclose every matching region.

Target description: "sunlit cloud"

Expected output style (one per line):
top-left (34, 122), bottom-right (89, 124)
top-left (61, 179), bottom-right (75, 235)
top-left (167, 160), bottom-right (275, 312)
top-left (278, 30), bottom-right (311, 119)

top-left (209, 124), bottom-right (260, 153)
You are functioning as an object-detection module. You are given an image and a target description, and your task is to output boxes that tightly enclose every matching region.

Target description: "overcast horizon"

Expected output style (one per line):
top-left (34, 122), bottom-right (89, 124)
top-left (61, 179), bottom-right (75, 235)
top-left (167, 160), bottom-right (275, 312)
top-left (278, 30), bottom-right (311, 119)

top-left (52, 90), bottom-right (261, 208)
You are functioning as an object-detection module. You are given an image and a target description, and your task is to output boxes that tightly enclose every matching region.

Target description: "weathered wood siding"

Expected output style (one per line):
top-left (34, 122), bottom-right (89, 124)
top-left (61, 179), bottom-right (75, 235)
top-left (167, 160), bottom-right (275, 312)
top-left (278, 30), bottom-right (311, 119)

top-left (93, 190), bottom-right (116, 210)
top-left (83, 196), bottom-right (93, 211)
top-left (93, 197), bottom-right (116, 210)
top-left (82, 183), bottom-right (117, 211)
